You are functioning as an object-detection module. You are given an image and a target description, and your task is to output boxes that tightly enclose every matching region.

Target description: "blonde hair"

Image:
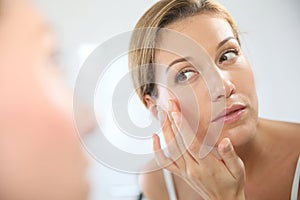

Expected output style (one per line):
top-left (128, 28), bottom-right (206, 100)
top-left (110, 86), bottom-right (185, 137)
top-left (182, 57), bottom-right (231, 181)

top-left (129, 0), bottom-right (240, 106)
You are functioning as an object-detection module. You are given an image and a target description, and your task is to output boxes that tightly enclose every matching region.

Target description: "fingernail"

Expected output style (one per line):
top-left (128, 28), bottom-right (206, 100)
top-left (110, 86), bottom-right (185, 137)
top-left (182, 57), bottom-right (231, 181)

top-left (171, 112), bottom-right (180, 125)
top-left (157, 110), bottom-right (165, 124)
top-left (168, 100), bottom-right (173, 111)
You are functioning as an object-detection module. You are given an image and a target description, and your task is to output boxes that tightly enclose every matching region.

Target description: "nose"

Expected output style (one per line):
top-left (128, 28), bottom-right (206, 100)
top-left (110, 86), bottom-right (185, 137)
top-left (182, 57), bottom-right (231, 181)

top-left (211, 71), bottom-right (236, 102)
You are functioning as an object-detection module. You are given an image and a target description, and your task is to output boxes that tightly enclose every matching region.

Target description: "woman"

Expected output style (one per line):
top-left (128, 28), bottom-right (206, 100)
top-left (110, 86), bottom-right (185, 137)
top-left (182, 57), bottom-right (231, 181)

top-left (129, 0), bottom-right (300, 199)
top-left (0, 0), bottom-right (94, 199)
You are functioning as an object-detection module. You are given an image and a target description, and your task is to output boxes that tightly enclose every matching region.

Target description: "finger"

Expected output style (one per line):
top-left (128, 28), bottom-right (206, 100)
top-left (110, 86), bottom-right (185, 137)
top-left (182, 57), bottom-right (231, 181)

top-left (169, 100), bottom-right (219, 161)
top-left (170, 118), bottom-right (199, 165)
top-left (218, 138), bottom-right (245, 180)
top-left (170, 111), bottom-right (225, 179)
top-left (153, 134), bottom-right (181, 174)
top-left (168, 100), bottom-right (194, 158)
top-left (169, 100), bottom-right (200, 163)
top-left (168, 100), bottom-right (193, 153)
top-left (170, 123), bottom-right (185, 153)
top-left (158, 109), bottom-right (184, 163)
top-left (168, 101), bottom-right (201, 163)
top-left (157, 109), bottom-right (173, 142)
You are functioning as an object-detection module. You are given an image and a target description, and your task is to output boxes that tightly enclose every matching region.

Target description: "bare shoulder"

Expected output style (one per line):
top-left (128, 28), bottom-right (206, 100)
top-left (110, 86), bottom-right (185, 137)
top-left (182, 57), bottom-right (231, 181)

top-left (139, 159), bottom-right (169, 200)
top-left (260, 118), bottom-right (300, 154)
top-left (266, 119), bottom-right (300, 138)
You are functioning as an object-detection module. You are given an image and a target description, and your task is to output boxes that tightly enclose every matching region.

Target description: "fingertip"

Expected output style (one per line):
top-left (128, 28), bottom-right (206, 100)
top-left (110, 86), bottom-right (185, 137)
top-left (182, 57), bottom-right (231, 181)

top-left (171, 112), bottom-right (181, 125)
top-left (168, 99), bottom-right (174, 111)
top-left (218, 137), bottom-right (232, 154)
top-left (152, 133), bottom-right (158, 143)
top-left (168, 99), bottom-right (180, 112)
top-left (152, 133), bottom-right (158, 139)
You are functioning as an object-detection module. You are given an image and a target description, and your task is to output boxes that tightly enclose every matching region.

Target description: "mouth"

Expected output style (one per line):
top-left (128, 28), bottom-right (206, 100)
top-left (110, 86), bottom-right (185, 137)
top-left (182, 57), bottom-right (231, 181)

top-left (212, 104), bottom-right (246, 124)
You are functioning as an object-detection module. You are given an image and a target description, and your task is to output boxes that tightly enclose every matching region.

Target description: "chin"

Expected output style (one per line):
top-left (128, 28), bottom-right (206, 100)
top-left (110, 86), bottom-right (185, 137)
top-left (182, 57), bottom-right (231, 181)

top-left (211, 114), bottom-right (257, 147)
top-left (220, 117), bottom-right (258, 147)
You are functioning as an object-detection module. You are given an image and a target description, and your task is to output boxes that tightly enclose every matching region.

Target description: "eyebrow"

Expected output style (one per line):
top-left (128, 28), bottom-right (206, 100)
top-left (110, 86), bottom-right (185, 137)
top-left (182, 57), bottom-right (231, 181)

top-left (216, 36), bottom-right (236, 50)
top-left (165, 37), bottom-right (236, 73)
top-left (166, 57), bottom-right (189, 72)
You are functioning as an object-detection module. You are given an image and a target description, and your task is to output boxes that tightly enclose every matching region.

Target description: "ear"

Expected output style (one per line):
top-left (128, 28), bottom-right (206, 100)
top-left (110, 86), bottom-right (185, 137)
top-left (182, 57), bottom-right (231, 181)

top-left (144, 94), bottom-right (159, 118)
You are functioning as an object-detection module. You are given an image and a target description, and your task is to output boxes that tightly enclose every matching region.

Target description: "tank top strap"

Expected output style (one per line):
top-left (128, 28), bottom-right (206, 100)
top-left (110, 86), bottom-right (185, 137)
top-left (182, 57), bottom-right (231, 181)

top-left (163, 169), bottom-right (178, 200)
top-left (291, 156), bottom-right (300, 200)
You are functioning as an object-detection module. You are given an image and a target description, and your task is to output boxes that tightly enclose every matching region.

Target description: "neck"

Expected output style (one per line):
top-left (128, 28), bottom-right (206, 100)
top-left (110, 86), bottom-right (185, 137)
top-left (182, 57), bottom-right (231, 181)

top-left (234, 118), bottom-right (269, 174)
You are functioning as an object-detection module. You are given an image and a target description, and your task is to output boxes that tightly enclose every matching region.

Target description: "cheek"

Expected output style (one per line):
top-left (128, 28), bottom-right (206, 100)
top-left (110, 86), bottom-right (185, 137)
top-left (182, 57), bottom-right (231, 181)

top-left (233, 66), bottom-right (258, 111)
top-left (234, 58), bottom-right (257, 95)
top-left (192, 88), bottom-right (213, 142)
top-left (157, 82), bottom-right (212, 134)
top-left (236, 68), bottom-right (256, 93)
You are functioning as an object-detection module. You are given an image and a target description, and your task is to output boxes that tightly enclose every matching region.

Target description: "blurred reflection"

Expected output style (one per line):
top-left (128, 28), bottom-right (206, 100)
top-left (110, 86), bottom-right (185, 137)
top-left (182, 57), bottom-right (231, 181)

top-left (0, 1), bottom-right (94, 200)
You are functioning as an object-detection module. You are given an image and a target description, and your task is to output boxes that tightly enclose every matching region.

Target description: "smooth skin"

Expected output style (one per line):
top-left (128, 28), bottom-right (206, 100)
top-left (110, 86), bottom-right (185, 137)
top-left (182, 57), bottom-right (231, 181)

top-left (141, 14), bottom-right (300, 200)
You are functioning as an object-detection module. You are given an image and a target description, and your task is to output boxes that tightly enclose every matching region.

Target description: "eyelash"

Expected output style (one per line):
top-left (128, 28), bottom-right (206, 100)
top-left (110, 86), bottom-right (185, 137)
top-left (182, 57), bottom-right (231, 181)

top-left (218, 48), bottom-right (239, 65)
top-left (173, 48), bottom-right (239, 83)
top-left (175, 68), bottom-right (199, 83)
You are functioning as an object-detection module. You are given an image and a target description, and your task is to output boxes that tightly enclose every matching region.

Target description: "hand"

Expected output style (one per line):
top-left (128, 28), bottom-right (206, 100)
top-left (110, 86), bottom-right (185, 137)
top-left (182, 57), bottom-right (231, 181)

top-left (153, 100), bottom-right (246, 200)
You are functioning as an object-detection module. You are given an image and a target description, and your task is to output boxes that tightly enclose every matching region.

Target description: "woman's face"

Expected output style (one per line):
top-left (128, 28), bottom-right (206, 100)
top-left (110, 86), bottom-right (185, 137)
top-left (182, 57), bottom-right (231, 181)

top-left (151, 14), bottom-right (258, 147)
top-left (0, 1), bottom-right (93, 199)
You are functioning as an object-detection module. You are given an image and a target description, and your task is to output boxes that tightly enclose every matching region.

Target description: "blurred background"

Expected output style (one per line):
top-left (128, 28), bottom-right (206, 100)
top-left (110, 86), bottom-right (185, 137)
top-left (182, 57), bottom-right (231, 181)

top-left (33, 0), bottom-right (300, 199)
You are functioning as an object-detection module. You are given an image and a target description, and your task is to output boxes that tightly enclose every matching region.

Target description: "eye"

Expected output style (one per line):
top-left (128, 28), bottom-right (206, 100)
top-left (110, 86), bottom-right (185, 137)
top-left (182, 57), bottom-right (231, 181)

top-left (218, 49), bottom-right (239, 64)
top-left (175, 69), bottom-right (198, 83)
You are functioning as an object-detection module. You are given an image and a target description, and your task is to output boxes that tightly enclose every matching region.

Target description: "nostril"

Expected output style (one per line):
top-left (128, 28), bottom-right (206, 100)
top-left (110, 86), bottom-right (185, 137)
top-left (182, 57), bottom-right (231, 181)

top-left (228, 87), bottom-right (235, 97)
top-left (224, 80), bottom-right (236, 98)
top-left (211, 87), bottom-right (226, 102)
top-left (216, 94), bottom-right (225, 100)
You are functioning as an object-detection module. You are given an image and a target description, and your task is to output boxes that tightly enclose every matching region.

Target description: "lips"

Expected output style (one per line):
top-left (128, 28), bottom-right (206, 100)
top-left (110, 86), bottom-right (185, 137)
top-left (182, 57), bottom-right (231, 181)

top-left (212, 104), bottom-right (246, 124)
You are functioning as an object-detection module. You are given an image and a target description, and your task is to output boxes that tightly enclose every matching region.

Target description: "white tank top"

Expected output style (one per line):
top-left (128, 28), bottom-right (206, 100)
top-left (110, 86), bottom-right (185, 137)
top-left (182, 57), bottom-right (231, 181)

top-left (163, 156), bottom-right (300, 200)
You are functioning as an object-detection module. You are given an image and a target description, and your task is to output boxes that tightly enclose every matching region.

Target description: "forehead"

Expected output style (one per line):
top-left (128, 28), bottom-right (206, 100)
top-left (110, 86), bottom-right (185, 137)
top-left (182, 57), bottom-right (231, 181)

top-left (155, 14), bottom-right (235, 65)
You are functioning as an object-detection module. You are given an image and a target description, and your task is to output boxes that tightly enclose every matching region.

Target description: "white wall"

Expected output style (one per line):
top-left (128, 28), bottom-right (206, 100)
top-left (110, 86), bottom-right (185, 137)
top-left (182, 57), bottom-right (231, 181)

top-left (34, 0), bottom-right (300, 199)
top-left (34, 0), bottom-right (300, 122)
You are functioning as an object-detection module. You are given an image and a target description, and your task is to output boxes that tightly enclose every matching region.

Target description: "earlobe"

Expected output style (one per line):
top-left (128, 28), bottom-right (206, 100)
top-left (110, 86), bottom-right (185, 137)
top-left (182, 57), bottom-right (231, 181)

top-left (144, 94), bottom-right (158, 118)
